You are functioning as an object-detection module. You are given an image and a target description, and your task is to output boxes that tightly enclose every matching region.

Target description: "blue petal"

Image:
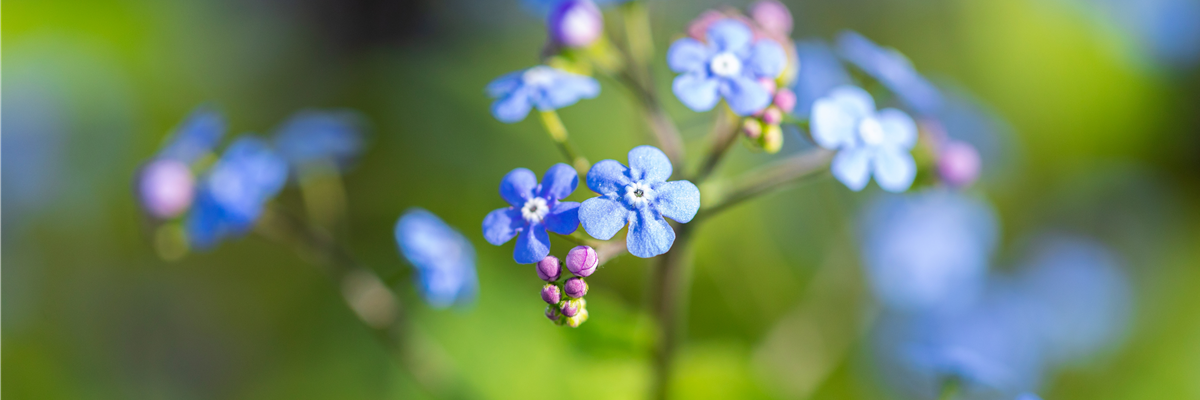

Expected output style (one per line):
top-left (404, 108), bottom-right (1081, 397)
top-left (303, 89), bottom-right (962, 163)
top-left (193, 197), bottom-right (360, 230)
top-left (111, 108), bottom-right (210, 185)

top-left (791, 40), bottom-right (854, 119)
top-left (579, 195), bottom-right (630, 240)
top-left (159, 106), bottom-right (227, 163)
top-left (626, 207), bottom-right (675, 258)
top-left (492, 89), bottom-right (533, 123)
top-left (500, 168), bottom-right (538, 207)
top-left (482, 207), bottom-right (524, 245)
top-left (652, 180), bottom-right (700, 223)
top-left (539, 163), bottom-right (579, 200)
top-left (672, 72), bottom-right (721, 112)
top-left (720, 75), bottom-right (771, 116)
top-left (544, 201), bottom-right (580, 235)
top-left (539, 74), bottom-right (600, 110)
top-left (811, 86), bottom-right (876, 149)
top-left (627, 145), bottom-right (672, 183)
top-left (486, 70), bottom-right (524, 98)
top-left (877, 108), bottom-right (918, 149)
top-left (513, 222), bottom-right (551, 264)
top-left (586, 159), bottom-right (631, 195)
top-left (746, 40), bottom-right (787, 78)
top-left (832, 148), bottom-right (872, 191)
top-left (872, 148), bottom-right (916, 192)
top-left (272, 110), bottom-right (365, 168)
top-left (706, 19), bottom-right (752, 52)
top-left (667, 38), bottom-right (711, 73)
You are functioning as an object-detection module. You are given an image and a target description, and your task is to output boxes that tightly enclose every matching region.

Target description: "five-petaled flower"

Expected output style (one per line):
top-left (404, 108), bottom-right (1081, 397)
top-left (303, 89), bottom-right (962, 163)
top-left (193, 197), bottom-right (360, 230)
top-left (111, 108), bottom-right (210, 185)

top-left (667, 19), bottom-right (787, 116)
top-left (578, 146), bottom-right (699, 258)
top-left (483, 163), bottom-right (582, 264)
top-left (812, 85), bottom-right (917, 193)
top-left (487, 65), bottom-right (600, 123)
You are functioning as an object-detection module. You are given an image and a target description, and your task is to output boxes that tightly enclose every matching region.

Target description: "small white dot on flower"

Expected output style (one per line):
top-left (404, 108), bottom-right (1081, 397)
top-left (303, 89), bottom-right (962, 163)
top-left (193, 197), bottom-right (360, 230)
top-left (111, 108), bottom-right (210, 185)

top-left (521, 197), bottom-right (550, 223)
top-left (523, 67), bottom-right (557, 87)
top-left (858, 116), bottom-right (887, 146)
top-left (709, 52), bottom-right (743, 77)
top-left (623, 182), bottom-right (655, 208)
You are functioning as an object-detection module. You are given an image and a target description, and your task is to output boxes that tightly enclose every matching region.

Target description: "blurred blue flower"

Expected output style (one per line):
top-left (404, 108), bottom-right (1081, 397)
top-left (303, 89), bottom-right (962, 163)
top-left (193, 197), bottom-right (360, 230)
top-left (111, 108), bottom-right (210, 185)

top-left (186, 136), bottom-right (288, 249)
top-left (790, 40), bottom-right (853, 119)
top-left (667, 19), bottom-right (786, 116)
top-left (836, 31), bottom-right (942, 116)
top-left (483, 163), bottom-right (581, 264)
top-left (395, 208), bottom-right (479, 308)
top-left (522, 0), bottom-right (630, 15)
top-left (272, 110), bottom-right (366, 170)
top-left (1016, 393), bottom-right (1043, 400)
top-left (1105, 0), bottom-right (1200, 67)
top-left (1016, 235), bottom-right (1132, 366)
top-left (578, 146), bottom-right (699, 258)
top-left (860, 189), bottom-right (999, 313)
top-left (487, 65), bottom-right (600, 123)
top-left (872, 284), bottom-right (1046, 400)
top-left (157, 106), bottom-right (227, 164)
top-left (812, 86), bottom-right (918, 192)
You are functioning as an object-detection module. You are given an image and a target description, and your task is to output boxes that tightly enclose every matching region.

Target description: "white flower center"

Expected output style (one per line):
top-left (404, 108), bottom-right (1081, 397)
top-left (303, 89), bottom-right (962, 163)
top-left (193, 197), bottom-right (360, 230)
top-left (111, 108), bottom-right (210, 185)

top-left (623, 182), bottom-right (655, 207)
top-left (523, 66), bottom-right (556, 87)
top-left (521, 197), bottom-right (550, 223)
top-left (709, 52), bottom-right (743, 77)
top-left (858, 116), bottom-right (887, 146)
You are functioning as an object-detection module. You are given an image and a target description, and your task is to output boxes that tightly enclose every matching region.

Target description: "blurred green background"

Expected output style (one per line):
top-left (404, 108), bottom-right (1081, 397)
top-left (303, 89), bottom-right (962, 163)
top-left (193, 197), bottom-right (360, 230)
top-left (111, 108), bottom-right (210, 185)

top-left (5, 0), bottom-right (1200, 399)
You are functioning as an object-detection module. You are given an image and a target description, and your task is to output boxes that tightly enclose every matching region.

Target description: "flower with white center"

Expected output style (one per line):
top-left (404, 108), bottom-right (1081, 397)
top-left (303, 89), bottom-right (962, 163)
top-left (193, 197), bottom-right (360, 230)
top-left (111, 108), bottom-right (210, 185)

top-left (667, 19), bottom-right (787, 116)
top-left (483, 163), bottom-right (582, 264)
top-left (578, 146), bottom-right (700, 258)
top-left (486, 65), bottom-right (600, 123)
top-left (811, 85), bottom-right (918, 192)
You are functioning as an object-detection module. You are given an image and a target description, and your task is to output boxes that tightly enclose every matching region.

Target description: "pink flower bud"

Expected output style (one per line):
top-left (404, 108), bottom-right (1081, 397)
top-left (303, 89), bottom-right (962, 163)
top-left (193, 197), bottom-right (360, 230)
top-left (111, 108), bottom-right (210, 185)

top-left (560, 298), bottom-right (584, 317)
top-left (773, 88), bottom-right (796, 113)
top-left (565, 308), bottom-right (589, 328)
top-left (537, 255), bottom-right (561, 282)
top-left (762, 107), bottom-right (783, 125)
top-left (548, 0), bottom-right (604, 48)
top-left (545, 305), bottom-right (561, 322)
top-left (565, 245), bottom-right (598, 277)
top-left (138, 159), bottom-right (195, 219)
top-left (742, 119), bottom-right (763, 139)
top-left (749, 0), bottom-right (793, 37)
top-left (564, 277), bottom-right (589, 298)
top-left (541, 283), bottom-right (562, 304)
top-left (938, 141), bottom-right (981, 188)
top-left (757, 77), bottom-right (777, 95)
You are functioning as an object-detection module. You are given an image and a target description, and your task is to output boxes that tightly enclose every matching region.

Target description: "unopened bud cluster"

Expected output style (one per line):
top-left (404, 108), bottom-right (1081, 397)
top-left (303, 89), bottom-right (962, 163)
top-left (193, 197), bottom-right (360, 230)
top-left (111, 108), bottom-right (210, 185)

top-left (537, 245), bottom-right (598, 328)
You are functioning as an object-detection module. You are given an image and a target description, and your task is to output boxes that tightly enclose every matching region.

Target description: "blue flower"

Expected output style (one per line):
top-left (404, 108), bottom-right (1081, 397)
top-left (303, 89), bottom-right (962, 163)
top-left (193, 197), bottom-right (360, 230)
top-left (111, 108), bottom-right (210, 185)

top-left (186, 136), bottom-right (288, 249)
top-left (811, 85), bottom-right (917, 192)
top-left (578, 146), bottom-right (699, 258)
top-left (860, 189), bottom-right (999, 313)
top-left (1015, 235), bottom-right (1131, 366)
top-left (667, 19), bottom-right (787, 116)
top-left (158, 105), bottom-right (227, 164)
top-left (483, 163), bottom-right (582, 264)
top-left (521, 0), bottom-right (630, 15)
top-left (272, 109), bottom-right (365, 170)
top-left (836, 30), bottom-right (942, 116)
top-left (486, 66), bottom-right (600, 123)
top-left (789, 40), bottom-right (853, 119)
top-left (395, 208), bottom-right (479, 308)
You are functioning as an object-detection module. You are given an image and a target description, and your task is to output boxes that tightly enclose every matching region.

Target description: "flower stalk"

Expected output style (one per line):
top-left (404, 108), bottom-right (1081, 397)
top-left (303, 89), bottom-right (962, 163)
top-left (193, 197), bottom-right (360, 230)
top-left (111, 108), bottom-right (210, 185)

top-left (538, 110), bottom-right (590, 173)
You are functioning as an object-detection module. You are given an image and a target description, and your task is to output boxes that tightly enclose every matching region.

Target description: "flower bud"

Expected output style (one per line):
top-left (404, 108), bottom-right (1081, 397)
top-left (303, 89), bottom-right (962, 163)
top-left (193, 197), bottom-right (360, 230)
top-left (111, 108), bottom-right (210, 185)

top-left (541, 283), bottom-right (562, 304)
top-left (560, 297), bottom-right (584, 317)
top-left (548, 0), bottom-right (603, 48)
top-left (565, 245), bottom-right (598, 277)
top-left (763, 124), bottom-right (783, 154)
top-left (536, 255), bottom-right (561, 282)
top-left (742, 119), bottom-right (763, 139)
top-left (938, 141), bottom-right (981, 188)
top-left (756, 77), bottom-right (777, 96)
top-left (138, 159), bottom-right (196, 219)
top-left (749, 0), bottom-right (793, 37)
top-left (564, 277), bottom-right (589, 298)
top-left (773, 88), bottom-right (796, 113)
top-left (762, 107), bottom-right (783, 125)
top-left (545, 304), bottom-right (562, 322)
top-left (566, 308), bottom-right (589, 328)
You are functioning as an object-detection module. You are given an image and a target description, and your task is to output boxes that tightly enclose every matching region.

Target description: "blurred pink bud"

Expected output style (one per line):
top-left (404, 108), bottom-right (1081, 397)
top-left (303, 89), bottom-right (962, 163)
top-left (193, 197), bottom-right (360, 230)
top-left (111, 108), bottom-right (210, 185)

top-left (138, 159), bottom-right (195, 219)
top-left (773, 88), bottom-right (796, 113)
top-left (938, 141), bottom-right (981, 188)
top-left (757, 77), bottom-right (777, 95)
top-left (548, 0), bottom-right (603, 48)
top-left (762, 107), bottom-right (783, 125)
top-left (565, 245), bottom-right (598, 277)
top-left (545, 305), bottom-right (561, 321)
top-left (537, 255), bottom-right (561, 282)
top-left (749, 0), bottom-right (793, 37)
top-left (742, 119), bottom-right (763, 139)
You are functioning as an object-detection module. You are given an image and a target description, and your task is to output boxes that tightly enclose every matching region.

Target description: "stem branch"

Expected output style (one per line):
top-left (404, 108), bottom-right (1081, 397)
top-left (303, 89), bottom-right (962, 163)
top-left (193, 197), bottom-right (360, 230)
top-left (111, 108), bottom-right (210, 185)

top-left (539, 110), bottom-right (590, 174)
top-left (649, 224), bottom-right (694, 400)
top-left (698, 148), bottom-right (834, 220)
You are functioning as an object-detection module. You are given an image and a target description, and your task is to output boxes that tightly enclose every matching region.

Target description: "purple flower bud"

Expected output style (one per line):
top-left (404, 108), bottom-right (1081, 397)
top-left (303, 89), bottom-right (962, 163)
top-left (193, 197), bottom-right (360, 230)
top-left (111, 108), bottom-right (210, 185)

top-left (548, 0), bottom-right (603, 48)
top-left (138, 159), bottom-right (195, 219)
top-left (749, 0), bottom-right (793, 37)
top-left (773, 88), bottom-right (797, 113)
top-left (762, 107), bottom-right (783, 125)
top-left (565, 308), bottom-right (589, 328)
top-left (742, 119), bottom-right (763, 139)
top-left (565, 245), bottom-right (598, 277)
top-left (545, 304), bottom-right (561, 322)
top-left (560, 297), bottom-right (584, 317)
top-left (564, 277), bottom-right (589, 298)
top-left (938, 141), bottom-right (981, 188)
top-left (536, 255), bottom-right (562, 282)
top-left (541, 283), bottom-right (562, 304)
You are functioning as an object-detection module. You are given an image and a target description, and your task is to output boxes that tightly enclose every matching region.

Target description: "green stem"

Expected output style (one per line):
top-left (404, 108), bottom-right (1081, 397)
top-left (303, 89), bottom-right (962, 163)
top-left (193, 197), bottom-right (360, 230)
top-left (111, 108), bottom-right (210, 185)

top-left (937, 379), bottom-right (960, 400)
top-left (698, 148), bottom-right (834, 222)
top-left (691, 109), bottom-right (740, 183)
top-left (538, 110), bottom-right (590, 174)
top-left (649, 224), bottom-right (695, 400)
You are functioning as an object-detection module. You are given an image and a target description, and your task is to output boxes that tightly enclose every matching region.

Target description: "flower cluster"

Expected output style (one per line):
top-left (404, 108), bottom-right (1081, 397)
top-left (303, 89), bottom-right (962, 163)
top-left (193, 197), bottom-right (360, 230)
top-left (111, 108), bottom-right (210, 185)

top-left (538, 246), bottom-right (598, 327)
